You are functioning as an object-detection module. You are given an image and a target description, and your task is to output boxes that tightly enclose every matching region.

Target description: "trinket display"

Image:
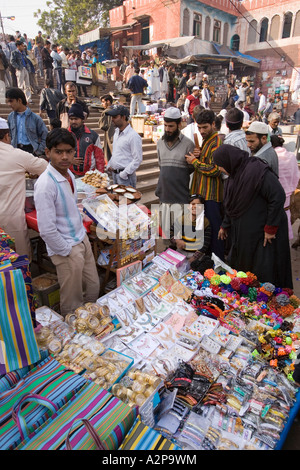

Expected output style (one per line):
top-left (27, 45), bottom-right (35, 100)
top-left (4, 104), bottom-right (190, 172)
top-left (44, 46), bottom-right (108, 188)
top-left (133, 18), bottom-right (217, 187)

top-left (31, 249), bottom-right (300, 450)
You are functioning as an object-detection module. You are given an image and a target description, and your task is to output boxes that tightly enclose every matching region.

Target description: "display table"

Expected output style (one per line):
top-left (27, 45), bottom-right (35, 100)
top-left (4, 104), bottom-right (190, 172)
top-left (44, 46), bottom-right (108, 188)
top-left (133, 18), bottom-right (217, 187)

top-left (26, 202), bottom-right (157, 294)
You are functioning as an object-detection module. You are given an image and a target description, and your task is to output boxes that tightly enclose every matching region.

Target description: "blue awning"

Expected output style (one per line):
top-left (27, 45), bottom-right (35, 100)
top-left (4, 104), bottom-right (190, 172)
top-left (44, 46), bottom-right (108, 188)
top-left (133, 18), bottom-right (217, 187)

top-left (235, 51), bottom-right (261, 64)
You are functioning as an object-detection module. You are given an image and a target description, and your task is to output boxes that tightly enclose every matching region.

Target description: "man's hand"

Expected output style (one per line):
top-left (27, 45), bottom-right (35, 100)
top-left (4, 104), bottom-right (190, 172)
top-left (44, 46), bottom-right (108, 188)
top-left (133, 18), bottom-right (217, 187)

top-left (175, 239), bottom-right (186, 250)
top-left (185, 151), bottom-right (197, 165)
top-left (72, 156), bottom-right (82, 166)
top-left (218, 227), bottom-right (228, 240)
top-left (263, 231), bottom-right (276, 247)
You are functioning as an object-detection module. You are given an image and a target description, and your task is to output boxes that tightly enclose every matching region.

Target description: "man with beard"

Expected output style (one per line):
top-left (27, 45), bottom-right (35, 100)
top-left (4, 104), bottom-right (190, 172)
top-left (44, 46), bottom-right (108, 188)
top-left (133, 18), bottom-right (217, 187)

top-left (185, 109), bottom-right (224, 260)
top-left (245, 121), bottom-right (278, 176)
top-left (67, 103), bottom-right (104, 177)
top-left (155, 107), bottom-right (195, 238)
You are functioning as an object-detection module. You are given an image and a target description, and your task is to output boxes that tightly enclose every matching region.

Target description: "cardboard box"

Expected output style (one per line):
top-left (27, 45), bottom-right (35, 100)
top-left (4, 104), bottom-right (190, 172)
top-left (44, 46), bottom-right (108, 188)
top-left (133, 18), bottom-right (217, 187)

top-left (143, 124), bottom-right (153, 139)
top-left (32, 273), bottom-right (60, 311)
top-left (158, 248), bottom-right (186, 268)
top-left (131, 116), bottom-right (146, 134)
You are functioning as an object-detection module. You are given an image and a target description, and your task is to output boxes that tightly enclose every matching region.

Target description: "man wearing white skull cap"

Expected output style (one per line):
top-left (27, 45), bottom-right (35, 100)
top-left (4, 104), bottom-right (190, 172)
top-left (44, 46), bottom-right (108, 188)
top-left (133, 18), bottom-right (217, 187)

top-left (0, 118), bottom-right (47, 259)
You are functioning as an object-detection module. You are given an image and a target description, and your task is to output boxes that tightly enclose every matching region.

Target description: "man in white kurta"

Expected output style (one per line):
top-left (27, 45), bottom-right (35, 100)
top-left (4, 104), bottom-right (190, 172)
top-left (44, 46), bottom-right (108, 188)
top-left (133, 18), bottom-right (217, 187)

top-left (146, 61), bottom-right (160, 101)
top-left (0, 118), bottom-right (48, 259)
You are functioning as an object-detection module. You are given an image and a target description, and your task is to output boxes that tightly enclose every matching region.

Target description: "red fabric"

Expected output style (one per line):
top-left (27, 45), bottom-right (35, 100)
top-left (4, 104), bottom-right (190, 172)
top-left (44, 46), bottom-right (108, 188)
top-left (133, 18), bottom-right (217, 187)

top-left (26, 210), bottom-right (39, 232)
top-left (264, 225), bottom-right (278, 235)
top-left (187, 94), bottom-right (200, 115)
top-left (68, 126), bottom-right (105, 177)
top-left (66, 175), bottom-right (74, 193)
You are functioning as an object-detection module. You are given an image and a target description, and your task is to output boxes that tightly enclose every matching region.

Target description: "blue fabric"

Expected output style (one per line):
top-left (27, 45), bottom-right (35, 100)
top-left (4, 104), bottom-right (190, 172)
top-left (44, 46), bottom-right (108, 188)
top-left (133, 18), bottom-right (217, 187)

top-left (16, 109), bottom-right (31, 145)
top-left (7, 108), bottom-right (48, 155)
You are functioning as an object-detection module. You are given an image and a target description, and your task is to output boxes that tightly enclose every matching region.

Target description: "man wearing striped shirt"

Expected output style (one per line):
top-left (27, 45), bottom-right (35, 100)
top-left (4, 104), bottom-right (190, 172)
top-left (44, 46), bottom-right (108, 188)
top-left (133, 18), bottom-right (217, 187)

top-left (34, 128), bottom-right (100, 315)
top-left (185, 109), bottom-right (224, 260)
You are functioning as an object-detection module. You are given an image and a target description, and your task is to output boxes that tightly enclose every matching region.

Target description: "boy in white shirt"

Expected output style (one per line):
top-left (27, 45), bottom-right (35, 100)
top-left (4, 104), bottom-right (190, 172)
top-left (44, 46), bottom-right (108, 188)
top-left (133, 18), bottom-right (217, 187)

top-left (34, 128), bottom-right (100, 315)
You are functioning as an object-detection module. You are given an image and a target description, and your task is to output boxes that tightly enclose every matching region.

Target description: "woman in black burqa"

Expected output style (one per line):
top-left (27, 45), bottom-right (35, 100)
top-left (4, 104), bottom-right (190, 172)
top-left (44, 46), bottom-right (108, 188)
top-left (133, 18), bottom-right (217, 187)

top-left (213, 144), bottom-right (293, 289)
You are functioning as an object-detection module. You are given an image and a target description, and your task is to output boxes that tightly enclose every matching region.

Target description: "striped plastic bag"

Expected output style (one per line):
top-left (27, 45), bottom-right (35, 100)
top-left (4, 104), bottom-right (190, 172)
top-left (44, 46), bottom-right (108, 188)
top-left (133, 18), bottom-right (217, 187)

top-left (119, 418), bottom-right (182, 450)
top-left (0, 355), bottom-right (87, 450)
top-left (16, 382), bottom-right (138, 450)
top-left (0, 269), bottom-right (40, 374)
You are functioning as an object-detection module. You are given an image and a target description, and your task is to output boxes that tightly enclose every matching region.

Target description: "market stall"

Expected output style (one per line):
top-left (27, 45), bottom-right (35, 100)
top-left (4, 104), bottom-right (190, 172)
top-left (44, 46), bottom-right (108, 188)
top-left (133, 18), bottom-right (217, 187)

top-left (1, 228), bottom-right (300, 450)
top-left (25, 170), bottom-right (157, 298)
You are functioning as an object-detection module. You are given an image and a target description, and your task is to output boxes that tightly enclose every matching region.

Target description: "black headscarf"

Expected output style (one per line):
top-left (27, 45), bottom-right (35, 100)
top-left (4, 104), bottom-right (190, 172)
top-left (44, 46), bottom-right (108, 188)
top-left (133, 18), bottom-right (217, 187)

top-left (213, 144), bottom-right (270, 219)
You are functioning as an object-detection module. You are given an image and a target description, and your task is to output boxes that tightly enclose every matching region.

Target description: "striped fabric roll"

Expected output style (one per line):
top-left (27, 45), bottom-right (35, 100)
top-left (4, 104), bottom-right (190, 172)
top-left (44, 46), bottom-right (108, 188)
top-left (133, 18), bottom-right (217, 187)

top-left (0, 356), bottom-right (87, 450)
top-left (16, 382), bottom-right (138, 450)
top-left (119, 418), bottom-right (182, 450)
top-left (0, 269), bottom-right (40, 374)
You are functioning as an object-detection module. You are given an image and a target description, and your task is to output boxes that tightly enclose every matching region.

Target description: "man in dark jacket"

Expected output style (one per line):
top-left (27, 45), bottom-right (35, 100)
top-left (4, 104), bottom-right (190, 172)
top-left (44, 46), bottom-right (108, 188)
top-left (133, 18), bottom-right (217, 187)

top-left (40, 79), bottom-right (64, 121)
top-left (177, 70), bottom-right (189, 96)
top-left (41, 40), bottom-right (54, 87)
top-left (10, 41), bottom-right (32, 102)
top-left (127, 68), bottom-right (148, 116)
top-left (0, 45), bottom-right (9, 84)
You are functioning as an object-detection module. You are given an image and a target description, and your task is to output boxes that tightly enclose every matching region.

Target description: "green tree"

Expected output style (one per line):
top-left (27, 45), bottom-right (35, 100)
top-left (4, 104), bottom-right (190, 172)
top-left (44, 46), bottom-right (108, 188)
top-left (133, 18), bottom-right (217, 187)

top-left (34, 0), bottom-right (123, 47)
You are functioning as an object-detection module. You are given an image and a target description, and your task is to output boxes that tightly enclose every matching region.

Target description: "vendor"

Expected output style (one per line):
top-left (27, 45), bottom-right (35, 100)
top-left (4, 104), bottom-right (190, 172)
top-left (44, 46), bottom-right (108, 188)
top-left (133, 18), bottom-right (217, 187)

top-left (34, 128), bottom-right (100, 316)
top-left (0, 117), bottom-right (47, 260)
top-left (170, 194), bottom-right (211, 266)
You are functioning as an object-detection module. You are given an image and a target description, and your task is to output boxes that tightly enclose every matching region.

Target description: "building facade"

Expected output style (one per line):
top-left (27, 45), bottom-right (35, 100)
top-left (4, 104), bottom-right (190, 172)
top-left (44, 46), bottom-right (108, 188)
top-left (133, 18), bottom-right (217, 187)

top-left (109, 0), bottom-right (300, 116)
top-left (239, 0), bottom-right (300, 116)
top-left (109, 0), bottom-right (241, 54)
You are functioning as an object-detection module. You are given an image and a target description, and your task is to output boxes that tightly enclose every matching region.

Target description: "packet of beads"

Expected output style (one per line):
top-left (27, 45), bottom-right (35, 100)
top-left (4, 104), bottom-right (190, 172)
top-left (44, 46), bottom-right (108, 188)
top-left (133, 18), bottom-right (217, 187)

top-left (176, 411), bottom-right (211, 450)
top-left (189, 350), bottom-right (221, 382)
top-left (169, 280), bottom-right (193, 301)
top-left (142, 261), bottom-right (167, 280)
top-left (219, 312), bottom-right (247, 335)
top-left (179, 270), bottom-right (200, 291)
top-left (209, 325), bottom-right (231, 348)
top-left (35, 306), bottom-right (64, 327)
top-left (35, 325), bottom-right (62, 356)
top-left (65, 302), bottom-right (113, 338)
top-left (83, 348), bottom-right (134, 390)
top-left (49, 320), bottom-right (75, 346)
top-left (179, 315), bottom-right (219, 343)
top-left (123, 272), bottom-right (158, 298)
top-left (163, 343), bottom-right (197, 366)
top-left (55, 334), bottom-right (105, 373)
top-left (97, 287), bottom-right (135, 316)
top-left (111, 368), bottom-right (162, 408)
top-left (158, 270), bottom-right (176, 291)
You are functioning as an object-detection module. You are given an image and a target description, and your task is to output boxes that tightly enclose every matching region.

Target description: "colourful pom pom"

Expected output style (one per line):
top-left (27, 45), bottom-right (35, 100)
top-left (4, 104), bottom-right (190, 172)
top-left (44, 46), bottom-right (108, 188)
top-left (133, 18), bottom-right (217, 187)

top-left (237, 271), bottom-right (247, 278)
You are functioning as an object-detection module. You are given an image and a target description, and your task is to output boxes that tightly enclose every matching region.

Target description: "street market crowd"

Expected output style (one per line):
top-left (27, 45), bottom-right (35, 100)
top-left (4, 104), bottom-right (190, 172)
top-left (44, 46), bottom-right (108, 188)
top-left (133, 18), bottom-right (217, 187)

top-left (0, 31), bottom-right (300, 321)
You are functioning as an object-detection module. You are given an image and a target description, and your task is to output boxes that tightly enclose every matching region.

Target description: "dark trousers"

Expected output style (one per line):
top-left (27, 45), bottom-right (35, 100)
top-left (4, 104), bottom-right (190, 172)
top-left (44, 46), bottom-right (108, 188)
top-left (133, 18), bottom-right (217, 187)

top-left (17, 143), bottom-right (34, 154)
top-left (204, 200), bottom-right (225, 261)
top-left (54, 68), bottom-right (63, 93)
top-left (44, 67), bottom-right (54, 87)
top-left (77, 84), bottom-right (88, 97)
top-left (46, 109), bottom-right (56, 120)
top-left (9, 64), bottom-right (17, 87)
